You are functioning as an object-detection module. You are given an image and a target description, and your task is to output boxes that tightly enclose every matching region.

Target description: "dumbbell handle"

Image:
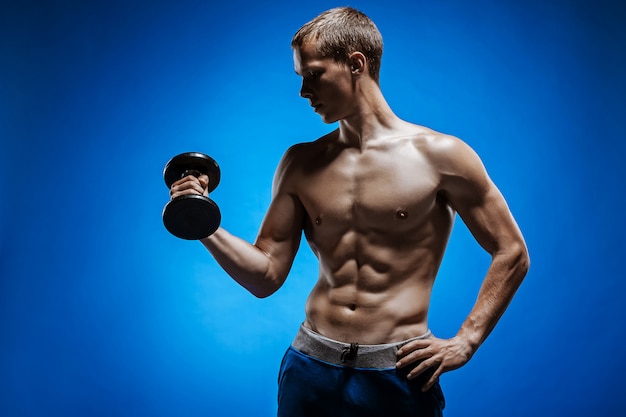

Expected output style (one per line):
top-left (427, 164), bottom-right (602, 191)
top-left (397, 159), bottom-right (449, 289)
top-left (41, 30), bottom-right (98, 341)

top-left (181, 169), bottom-right (204, 179)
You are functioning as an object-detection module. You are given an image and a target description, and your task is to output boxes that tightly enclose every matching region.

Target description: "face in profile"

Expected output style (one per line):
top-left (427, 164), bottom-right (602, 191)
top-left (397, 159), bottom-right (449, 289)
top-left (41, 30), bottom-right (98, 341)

top-left (293, 40), bottom-right (356, 124)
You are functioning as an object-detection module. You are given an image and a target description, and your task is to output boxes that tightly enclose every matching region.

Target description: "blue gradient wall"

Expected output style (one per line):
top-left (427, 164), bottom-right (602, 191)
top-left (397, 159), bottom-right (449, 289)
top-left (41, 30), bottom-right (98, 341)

top-left (2, 0), bottom-right (625, 416)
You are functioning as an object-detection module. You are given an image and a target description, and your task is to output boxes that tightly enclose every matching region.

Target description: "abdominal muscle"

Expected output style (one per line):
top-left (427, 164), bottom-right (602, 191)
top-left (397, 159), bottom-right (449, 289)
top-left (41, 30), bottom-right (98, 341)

top-left (302, 231), bottom-right (444, 345)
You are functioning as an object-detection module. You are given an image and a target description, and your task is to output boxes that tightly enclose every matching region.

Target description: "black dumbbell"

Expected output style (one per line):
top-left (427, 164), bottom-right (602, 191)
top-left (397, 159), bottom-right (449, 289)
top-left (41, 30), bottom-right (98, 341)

top-left (162, 152), bottom-right (221, 240)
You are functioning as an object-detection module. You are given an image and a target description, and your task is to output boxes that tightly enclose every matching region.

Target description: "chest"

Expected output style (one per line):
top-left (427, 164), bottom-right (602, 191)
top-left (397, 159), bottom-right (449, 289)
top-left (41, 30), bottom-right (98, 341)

top-left (298, 146), bottom-right (441, 230)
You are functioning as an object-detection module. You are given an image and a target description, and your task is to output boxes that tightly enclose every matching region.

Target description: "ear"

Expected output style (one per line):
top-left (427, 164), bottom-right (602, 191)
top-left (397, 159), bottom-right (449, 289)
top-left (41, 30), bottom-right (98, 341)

top-left (348, 52), bottom-right (367, 76)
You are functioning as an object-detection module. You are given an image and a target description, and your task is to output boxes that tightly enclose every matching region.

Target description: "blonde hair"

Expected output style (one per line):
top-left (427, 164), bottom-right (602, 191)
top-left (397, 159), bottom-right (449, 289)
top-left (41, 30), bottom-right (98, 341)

top-left (291, 7), bottom-right (384, 82)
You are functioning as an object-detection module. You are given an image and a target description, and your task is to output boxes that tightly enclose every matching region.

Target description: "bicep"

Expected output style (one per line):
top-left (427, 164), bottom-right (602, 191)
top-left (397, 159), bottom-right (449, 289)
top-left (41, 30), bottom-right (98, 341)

top-left (254, 190), bottom-right (305, 281)
top-left (451, 183), bottom-right (523, 255)
top-left (438, 141), bottom-right (524, 255)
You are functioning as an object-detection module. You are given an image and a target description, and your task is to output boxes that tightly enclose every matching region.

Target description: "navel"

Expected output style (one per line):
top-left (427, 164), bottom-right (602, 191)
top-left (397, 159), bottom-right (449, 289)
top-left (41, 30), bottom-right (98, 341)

top-left (396, 210), bottom-right (408, 219)
top-left (315, 217), bottom-right (322, 226)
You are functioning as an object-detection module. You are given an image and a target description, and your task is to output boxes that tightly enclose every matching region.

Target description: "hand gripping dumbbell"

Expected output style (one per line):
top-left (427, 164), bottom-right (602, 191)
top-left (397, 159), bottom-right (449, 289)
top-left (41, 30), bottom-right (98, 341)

top-left (162, 152), bottom-right (221, 240)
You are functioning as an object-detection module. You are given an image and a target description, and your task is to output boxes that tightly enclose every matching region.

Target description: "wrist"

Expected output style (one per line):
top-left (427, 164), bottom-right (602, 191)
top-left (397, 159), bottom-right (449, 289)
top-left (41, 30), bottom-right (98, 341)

top-left (199, 227), bottom-right (223, 248)
top-left (455, 327), bottom-right (482, 355)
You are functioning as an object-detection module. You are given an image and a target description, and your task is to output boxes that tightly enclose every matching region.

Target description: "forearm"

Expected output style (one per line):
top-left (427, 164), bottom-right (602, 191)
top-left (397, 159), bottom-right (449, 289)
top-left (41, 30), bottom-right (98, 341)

top-left (199, 228), bottom-right (283, 298)
top-left (456, 242), bottom-right (530, 352)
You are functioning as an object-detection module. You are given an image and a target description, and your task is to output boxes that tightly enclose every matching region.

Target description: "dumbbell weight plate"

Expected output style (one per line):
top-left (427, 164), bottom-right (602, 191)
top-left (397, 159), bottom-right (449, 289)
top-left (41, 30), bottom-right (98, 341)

top-left (163, 152), bottom-right (220, 192)
top-left (163, 194), bottom-right (221, 240)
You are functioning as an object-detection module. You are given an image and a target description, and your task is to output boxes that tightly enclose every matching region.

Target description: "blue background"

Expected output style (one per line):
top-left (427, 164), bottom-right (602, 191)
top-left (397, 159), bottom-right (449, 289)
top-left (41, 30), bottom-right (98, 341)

top-left (2, 0), bottom-right (625, 416)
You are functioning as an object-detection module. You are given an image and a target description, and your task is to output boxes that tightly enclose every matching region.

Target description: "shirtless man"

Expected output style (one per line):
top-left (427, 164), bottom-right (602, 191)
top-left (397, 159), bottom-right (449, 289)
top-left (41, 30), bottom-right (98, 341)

top-left (169, 7), bottom-right (529, 417)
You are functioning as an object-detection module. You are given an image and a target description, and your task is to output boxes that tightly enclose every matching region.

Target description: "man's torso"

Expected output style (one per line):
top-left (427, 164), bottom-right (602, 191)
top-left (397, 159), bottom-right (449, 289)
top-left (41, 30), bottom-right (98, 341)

top-left (282, 126), bottom-right (455, 344)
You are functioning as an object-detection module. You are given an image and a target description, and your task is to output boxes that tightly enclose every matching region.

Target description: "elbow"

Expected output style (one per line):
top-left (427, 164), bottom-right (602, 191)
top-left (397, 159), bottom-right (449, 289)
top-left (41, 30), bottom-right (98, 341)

top-left (250, 286), bottom-right (279, 299)
top-left (493, 240), bottom-right (529, 286)
top-left (520, 241), bottom-right (530, 274)
top-left (246, 273), bottom-right (285, 299)
top-left (510, 241), bottom-right (530, 283)
top-left (522, 250), bottom-right (530, 275)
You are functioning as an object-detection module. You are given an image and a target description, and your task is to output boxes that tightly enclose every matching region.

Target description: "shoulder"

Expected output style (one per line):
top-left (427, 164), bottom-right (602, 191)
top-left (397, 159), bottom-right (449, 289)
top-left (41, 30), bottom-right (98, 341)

top-left (404, 125), bottom-right (477, 166)
top-left (405, 125), bottom-right (492, 202)
top-left (278, 130), bottom-right (336, 171)
top-left (402, 125), bottom-right (486, 180)
top-left (272, 129), bottom-right (338, 194)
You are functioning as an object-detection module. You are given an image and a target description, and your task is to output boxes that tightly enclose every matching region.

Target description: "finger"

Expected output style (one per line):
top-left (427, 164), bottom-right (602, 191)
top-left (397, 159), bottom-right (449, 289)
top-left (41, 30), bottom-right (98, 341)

top-left (396, 348), bottom-right (432, 369)
top-left (174, 174), bottom-right (203, 185)
top-left (397, 339), bottom-right (432, 357)
top-left (421, 365), bottom-right (443, 392)
top-left (170, 177), bottom-right (204, 195)
top-left (170, 184), bottom-right (204, 197)
top-left (407, 358), bottom-right (435, 379)
top-left (197, 174), bottom-right (210, 189)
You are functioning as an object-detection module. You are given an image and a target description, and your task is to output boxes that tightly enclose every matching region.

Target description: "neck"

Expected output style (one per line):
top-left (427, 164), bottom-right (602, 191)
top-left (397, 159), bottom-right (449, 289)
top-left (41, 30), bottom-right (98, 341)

top-left (337, 82), bottom-right (403, 148)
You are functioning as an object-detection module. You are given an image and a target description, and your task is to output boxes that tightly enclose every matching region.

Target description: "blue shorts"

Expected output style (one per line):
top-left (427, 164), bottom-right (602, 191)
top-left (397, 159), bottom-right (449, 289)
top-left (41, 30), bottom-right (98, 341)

top-left (277, 325), bottom-right (445, 417)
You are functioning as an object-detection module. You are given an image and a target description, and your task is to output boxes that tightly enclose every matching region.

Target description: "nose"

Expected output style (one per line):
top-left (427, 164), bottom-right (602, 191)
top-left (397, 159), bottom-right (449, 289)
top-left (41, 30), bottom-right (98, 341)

top-left (300, 79), bottom-right (312, 99)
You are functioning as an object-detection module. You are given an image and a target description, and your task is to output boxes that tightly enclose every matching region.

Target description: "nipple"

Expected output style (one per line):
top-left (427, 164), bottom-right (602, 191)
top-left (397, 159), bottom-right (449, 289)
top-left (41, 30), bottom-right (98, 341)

top-left (396, 210), bottom-right (408, 219)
